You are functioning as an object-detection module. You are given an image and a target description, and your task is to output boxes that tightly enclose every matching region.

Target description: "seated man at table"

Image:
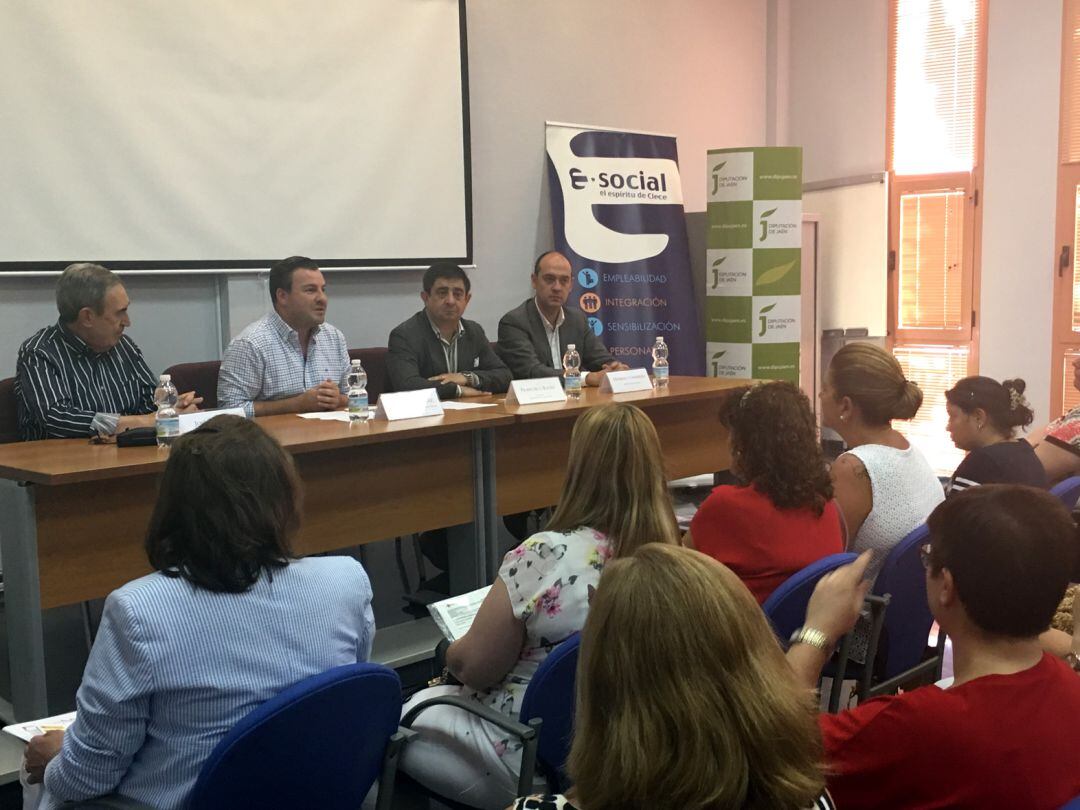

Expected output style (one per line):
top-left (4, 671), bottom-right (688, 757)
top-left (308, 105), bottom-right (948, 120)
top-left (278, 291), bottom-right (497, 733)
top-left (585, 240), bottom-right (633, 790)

top-left (787, 485), bottom-right (1080, 809)
top-left (218, 256), bottom-right (350, 416)
top-left (386, 263), bottom-right (510, 399)
top-left (497, 250), bottom-right (627, 385)
top-left (16, 263), bottom-right (200, 440)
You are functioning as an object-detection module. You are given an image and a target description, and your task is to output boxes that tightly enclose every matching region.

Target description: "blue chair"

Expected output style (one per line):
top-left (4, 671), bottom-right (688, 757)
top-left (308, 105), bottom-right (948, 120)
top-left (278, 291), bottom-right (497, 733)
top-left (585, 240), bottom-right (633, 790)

top-left (189, 663), bottom-right (404, 810)
top-left (763, 553), bottom-right (859, 641)
top-left (1050, 476), bottom-right (1080, 510)
top-left (834, 523), bottom-right (945, 702)
top-left (519, 633), bottom-right (582, 792)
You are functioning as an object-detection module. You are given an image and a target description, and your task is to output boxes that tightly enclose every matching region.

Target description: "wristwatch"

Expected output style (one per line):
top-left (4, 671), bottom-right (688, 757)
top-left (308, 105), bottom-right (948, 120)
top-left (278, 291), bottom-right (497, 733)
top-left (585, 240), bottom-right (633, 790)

top-left (789, 626), bottom-right (831, 652)
top-left (464, 372), bottom-right (480, 389)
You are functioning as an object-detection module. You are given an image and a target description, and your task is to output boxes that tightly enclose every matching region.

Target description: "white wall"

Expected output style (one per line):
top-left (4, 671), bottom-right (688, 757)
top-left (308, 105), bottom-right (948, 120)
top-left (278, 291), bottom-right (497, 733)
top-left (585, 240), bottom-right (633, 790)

top-left (784, 0), bottom-right (1062, 424)
top-left (0, 0), bottom-right (767, 380)
top-left (979, 0), bottom-right (1061, 422)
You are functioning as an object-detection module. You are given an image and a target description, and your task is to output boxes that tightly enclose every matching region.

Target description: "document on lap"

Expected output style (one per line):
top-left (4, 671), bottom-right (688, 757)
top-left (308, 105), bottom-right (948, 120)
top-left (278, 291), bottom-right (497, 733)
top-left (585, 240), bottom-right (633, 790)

top-left (4, 711), bottom-right (76, 743)
top-left (428, 586), bottom-right (492, 642)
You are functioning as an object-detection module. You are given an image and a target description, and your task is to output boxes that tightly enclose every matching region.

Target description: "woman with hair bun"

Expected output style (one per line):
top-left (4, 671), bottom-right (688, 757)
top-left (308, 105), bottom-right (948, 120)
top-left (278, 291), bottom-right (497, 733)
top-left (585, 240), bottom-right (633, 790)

top-left (820, 343), bottom-right (944, 582)
top-left (944, 376), bottom-right (1045, 495)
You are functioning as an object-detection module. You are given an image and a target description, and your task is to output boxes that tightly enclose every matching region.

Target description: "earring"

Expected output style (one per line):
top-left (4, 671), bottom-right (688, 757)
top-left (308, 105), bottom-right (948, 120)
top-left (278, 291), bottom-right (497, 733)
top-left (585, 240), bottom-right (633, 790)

top-left (840, 414), bottom-right (847, 422)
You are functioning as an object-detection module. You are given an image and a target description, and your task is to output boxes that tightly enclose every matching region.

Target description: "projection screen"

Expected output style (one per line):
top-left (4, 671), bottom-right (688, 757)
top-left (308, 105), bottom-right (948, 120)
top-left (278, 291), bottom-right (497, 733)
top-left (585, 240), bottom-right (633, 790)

top-left (0, 0), bottom-right (471, 271)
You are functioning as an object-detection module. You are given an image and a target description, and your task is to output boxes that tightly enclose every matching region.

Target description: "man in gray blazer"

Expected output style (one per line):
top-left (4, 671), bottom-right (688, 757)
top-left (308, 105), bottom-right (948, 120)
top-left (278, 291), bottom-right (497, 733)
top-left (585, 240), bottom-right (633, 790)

top-left (497, 250), bottom-right (628, 385)
top-left (386, 263), bottom-right (510, 399)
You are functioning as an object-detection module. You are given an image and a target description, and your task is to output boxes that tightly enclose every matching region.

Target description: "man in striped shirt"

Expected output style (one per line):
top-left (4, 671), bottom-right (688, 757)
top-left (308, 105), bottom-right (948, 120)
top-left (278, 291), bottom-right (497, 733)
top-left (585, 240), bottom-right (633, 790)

top-left (15, 263), bottom-right (200, 440)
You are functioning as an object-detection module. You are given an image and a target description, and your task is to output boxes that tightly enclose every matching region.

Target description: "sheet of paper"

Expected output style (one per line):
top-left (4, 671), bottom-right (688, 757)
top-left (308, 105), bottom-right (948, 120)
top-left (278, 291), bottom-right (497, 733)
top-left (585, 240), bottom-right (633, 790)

top-left (440, 401), bottom-right (498, 410)
top-left (297, 411), bottom-right (353, 422)
top-left (428, 586), bottom-right (492, 642)
top-left (178, 407), bottom-right (246, 433)
top-left (4, 711), bottom-right (77, 743)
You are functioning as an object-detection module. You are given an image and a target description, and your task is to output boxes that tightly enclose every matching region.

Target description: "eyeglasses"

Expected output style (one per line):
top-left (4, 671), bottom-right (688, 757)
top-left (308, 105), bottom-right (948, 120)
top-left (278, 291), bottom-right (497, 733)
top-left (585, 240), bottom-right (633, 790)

top-left (919, 543), bottom-right (933, 570)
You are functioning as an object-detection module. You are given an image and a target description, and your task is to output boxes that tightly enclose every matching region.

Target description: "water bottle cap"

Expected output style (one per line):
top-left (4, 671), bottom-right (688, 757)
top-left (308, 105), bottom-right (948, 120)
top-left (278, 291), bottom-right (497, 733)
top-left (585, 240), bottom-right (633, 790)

top-left (567, 343), bottom-right (576, 350)
top-left (352, 359), bottom-right (363, 366)
top-left (159, 374), bottom-right (171, 382)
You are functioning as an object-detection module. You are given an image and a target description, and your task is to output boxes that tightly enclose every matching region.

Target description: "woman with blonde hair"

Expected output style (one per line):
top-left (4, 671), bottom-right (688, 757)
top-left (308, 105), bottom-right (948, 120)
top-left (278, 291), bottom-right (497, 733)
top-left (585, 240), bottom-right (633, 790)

top-left (400, 403), bottom-right (679, 809)
top-left (821, 342), bottom-right (943, 582)
top-left (514, 544), bottom-right (834, 810)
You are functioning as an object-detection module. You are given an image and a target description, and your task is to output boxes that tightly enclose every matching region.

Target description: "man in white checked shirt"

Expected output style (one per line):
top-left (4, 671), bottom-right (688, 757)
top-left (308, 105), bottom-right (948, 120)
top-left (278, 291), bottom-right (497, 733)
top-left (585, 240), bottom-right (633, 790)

top-left (218, 256), bottom-right (350, 417)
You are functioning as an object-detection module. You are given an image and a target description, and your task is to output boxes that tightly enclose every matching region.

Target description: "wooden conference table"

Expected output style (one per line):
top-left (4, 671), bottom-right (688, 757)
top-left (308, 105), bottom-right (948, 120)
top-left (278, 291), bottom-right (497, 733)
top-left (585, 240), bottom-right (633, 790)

top-left (0, 376), bottom-right (744, 720)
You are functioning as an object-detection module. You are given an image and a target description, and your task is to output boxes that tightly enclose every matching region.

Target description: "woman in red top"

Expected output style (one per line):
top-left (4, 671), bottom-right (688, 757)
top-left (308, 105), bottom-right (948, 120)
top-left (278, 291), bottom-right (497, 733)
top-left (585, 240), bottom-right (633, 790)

top-left (686, 381), bottom-right (843, 603)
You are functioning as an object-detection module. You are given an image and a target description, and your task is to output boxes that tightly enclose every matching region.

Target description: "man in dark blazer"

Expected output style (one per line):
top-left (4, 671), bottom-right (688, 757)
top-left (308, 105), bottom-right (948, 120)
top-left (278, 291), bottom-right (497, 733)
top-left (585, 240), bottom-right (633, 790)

top-left (386, 263), bottom-right (510, 399)
top-left (497, 250), bottom-right (628, 385)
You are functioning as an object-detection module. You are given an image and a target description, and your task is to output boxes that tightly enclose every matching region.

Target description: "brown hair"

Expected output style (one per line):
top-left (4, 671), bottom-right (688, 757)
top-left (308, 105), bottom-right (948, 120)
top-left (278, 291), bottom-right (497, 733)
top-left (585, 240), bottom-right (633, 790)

top-left (722, 382), bottom-right (833, 515)
top-left (945, 376), bottom-right (1034, 436)
top-left (926, 485), bottom-right (1079, 638)
top-left (145, 415), bottom-right (300, 592)
top-left (827, 342), bottom-right (922, 425)
top-left (546, 403), bottom-right (679, 556)
top-left (568, 544), bottom-right (825, 810)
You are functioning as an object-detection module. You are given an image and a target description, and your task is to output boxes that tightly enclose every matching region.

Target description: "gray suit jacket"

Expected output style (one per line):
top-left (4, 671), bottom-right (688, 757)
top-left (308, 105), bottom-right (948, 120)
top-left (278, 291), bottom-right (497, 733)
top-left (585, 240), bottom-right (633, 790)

top-left (386, 310), bottom-right (510, 399)
top-left (497, 298), bottom-right (615, 379)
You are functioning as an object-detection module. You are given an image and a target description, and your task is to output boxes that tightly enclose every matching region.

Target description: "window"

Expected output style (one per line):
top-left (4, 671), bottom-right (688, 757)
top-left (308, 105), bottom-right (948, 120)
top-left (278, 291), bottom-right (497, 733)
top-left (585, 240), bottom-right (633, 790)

top-left (888, 0), bottom-right (986, 474)
top-left (1050, 1), bottom-right (1080, 418)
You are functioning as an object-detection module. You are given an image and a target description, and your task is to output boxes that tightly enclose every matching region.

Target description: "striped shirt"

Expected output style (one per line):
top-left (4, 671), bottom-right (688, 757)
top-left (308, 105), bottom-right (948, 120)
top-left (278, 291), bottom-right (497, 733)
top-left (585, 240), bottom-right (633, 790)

top-left (43, 556), bottom-right (375, 810)
top-left (217, 309), bottom-right (350, 417)
top-left (15, 321), bottom-right (156, 440)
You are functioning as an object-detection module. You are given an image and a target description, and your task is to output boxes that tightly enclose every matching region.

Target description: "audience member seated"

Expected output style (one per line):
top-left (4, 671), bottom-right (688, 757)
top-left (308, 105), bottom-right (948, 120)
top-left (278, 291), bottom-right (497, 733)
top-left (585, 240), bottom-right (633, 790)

top-left (399, 403), bottom-right (679, 809)
top-left (821, 342), bottom-right (943, 582)
top-left (218, 256), bottom-right (350, 416)
top-left (787, 486), bottom-right (1080, 809)
top-left (944, 375), bottom-right (1045, 495)
top-left (386, 262), bottom-right (510, 400)
top-left (685, 381), bottom-right (843, 604)
top-left (514, 544), bottom-right (836, 810)
top-left (496, 250), bottom-right (628, 385)
top-left (16, 262), bottom-right (200, 440)
top-left (1035, 354), bottom-right (1080, 484)
top-left (22, 416), bottom-right (375, 810)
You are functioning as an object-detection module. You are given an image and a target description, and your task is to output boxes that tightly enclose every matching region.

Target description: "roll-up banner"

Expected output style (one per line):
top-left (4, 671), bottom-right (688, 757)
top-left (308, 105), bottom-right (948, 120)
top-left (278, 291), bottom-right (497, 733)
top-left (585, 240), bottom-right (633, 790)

top-left (705, 147), bottom-right (802, 383)
top-left (545, 122), bottom-right (704, 375)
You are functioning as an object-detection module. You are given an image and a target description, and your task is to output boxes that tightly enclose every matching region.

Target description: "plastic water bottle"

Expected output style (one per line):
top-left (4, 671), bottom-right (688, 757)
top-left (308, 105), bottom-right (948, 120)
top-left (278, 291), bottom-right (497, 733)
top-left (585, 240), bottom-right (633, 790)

top-left (347, 359), bottom-right (369, 421)
top-left (563, 344), bottom-right (582, 399)
top-left (154, 374), bottom-right (180, 448)
top-left (652, 337), bottom-right (670, 388)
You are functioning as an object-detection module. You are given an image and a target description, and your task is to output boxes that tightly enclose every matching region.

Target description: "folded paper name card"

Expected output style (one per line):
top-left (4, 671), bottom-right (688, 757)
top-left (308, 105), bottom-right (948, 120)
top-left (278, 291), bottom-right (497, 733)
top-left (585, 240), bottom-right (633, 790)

top-left (178, 407), bottom-right (246, 434)
top-left (373, 389), bottom-right (444, 421)
top-left (505, 378), bottom-right (568, 405)
top-left (599, 368), bottom-right (653, 393)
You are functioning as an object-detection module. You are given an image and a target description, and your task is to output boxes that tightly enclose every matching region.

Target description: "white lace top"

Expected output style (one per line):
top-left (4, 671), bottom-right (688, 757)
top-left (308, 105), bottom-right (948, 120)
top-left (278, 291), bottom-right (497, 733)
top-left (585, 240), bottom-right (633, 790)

top-left (843, 443), bottom-right (944, 581)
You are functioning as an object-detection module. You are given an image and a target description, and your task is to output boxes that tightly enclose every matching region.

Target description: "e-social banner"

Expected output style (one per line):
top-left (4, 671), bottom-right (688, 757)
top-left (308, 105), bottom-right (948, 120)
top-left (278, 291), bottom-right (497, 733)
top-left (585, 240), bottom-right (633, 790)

top-left (545, 123), bottom-right (703, 375)
top-left (705, 147), bottom-right (802, 383)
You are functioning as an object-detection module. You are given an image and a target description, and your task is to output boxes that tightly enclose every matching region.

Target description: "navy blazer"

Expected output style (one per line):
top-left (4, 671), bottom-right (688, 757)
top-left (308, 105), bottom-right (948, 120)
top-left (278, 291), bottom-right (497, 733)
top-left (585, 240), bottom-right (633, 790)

top-left (386, 310), bottom-right (510, 399)
top-left (496, 298), bottom-right (615, 380)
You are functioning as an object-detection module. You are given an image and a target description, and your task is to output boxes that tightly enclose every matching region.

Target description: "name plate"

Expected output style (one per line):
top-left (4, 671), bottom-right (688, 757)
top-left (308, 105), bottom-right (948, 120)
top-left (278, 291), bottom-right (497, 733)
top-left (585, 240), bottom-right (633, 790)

top-left (373, 389), bottom-right (444, 421)
top-left (599, 368), bottom-right (653, 393)
top-left (178, 407), bottom-right (246, 433)
top-left (505, 378), bottom-right (568, 405)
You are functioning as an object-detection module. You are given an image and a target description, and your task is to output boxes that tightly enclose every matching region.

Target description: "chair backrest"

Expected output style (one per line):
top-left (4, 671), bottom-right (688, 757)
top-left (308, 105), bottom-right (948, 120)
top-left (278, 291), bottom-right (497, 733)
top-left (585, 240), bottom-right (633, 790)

top-left (163, 360), bottom-right (222, 410)
top-left (0, 377), bottom-right (19, 443)
top-left (189, 663), bottom-right (401, 810)
top-left (1060, 794), bottom-right (1080, 809)
top-left (871, 523), bottom-right (933, 679)
top-left (762, 553), bottom-right (859, 641)
top-left (1050, 476), bottom-right (1080, 510)
top-left (348, 347), bottom-right (388, 404)
top-left (518, 633), bottom-right (581, 792)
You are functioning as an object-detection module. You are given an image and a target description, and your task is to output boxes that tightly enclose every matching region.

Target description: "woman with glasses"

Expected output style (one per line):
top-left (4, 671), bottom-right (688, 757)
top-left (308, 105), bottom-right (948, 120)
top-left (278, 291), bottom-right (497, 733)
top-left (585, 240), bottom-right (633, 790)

top-left (23, 415), bottom-right (376, 810)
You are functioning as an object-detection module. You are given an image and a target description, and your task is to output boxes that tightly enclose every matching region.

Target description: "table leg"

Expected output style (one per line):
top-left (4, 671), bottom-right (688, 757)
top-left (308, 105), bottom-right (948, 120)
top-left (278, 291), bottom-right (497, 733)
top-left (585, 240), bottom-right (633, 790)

top-left (0, 480), bottom-right (48, 722)
top-left (480, 428), bottom-right (501, 581)
top-left (445, 428), bottom-right (489, 594)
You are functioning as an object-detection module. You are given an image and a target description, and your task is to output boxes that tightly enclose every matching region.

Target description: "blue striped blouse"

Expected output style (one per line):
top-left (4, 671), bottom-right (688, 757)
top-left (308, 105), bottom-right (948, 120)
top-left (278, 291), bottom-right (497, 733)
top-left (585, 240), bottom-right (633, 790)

top-left (43, 556), bottom-right (376, 809)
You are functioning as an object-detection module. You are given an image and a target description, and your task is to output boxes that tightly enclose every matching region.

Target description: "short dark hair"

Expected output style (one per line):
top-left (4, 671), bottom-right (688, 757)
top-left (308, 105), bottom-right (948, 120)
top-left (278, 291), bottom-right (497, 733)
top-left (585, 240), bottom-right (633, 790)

top-left (268, 256), bottom-right (318, 305)
top-left (926, 485), bottom-right (1079, 638)
top-left (145, 415), bottom-right (300, 593)
top-left (945, 376), bottom-right (1034, 436)
top-left (721, 382), bottom-right (833, 515)
top-left (422, 262), bottom-right (471, 294)
top-left (533, 250), bottom-right (564, 275)
top-left (56, 262), bottom-right (121, 323)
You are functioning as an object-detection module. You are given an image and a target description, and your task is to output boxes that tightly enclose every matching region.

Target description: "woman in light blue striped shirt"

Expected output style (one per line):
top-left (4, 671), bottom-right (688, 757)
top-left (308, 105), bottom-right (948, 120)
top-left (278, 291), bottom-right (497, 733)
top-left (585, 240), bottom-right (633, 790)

top-left (24, 415), bottom-right (375, 810)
